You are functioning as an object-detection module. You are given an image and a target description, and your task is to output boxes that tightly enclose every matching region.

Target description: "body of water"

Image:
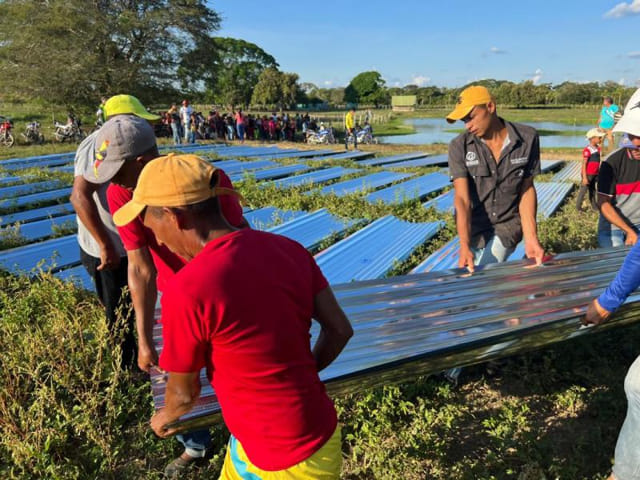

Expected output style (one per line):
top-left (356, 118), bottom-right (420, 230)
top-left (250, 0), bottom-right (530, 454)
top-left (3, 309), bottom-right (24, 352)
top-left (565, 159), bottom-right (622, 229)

top-left (379, 118), bottom-right (593, 148)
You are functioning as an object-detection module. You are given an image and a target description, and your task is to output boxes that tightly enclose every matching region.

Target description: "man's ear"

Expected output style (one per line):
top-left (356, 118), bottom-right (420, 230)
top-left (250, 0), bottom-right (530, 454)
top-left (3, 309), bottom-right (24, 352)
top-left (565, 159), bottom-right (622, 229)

top-left (486, 101), bottom-right (497, 114)
top-left (164, 207), bottom-right (185, 229)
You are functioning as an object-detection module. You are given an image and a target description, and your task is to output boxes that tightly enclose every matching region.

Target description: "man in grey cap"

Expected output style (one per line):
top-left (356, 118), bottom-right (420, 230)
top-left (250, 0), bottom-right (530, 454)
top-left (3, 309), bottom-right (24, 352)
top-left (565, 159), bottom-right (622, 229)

top-left (70, 96), bottom-right (160, 368)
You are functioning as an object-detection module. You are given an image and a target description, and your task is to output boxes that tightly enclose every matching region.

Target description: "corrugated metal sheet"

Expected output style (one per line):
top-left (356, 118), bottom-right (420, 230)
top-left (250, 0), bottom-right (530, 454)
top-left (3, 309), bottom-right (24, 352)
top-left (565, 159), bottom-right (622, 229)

top-left (313, 150), bottom-right (374, 161)
top-left (210, 159), bottom-right (243, 170)
top-left (150, 246), bottom-right (639, 432)
top-left (423, 190), bottom-right (455, 213)
top-left (0, 176), bottom-right (23, 186)
top-left (0, 203), bottom-right (75, 227)
top-left (412, 236), bottom-right (461, 273)
top-left (358, 152), bottom-right (429, 167)
top-left (0, 235), bottom-right (79, 273)
top-left (9, 214), bottom-right (76, 243)
top-left (2, 157), bottom-right (73, 171)
top-left (219, 160), bottom-right (277, 175)
top-left (536, 182), bottom-right (574, 218)
top-left (251, 149), bottom-right (335, 160)
top-left (540, 159), bottom-right (564, 173)
top-left (270, 167), bottom-right (359, 189)
top-left (54, 264), bottom-right (95, 291)
top-left (268, 209), bottom-right (364, 250)
top-left (366, 172), bottom-right (450, 205)
top-left (244, 207), bottom-right (306, 229)
top-left (551, 161), bottom-right (581, 183)
top-left (0, 180), bottom-right (66, 200)
top-left (315, 216), bottom-right (443, 284)
top-left (386, 154), bottom-right (449, 169)
top-left (316, 171), bottom-right (413, 197)
top-left (0, 188), bottom-right (72, 212)
top-left (0, 152), bottom-right (75, 169)
top-left (231, 164), bottom-right (312, 182)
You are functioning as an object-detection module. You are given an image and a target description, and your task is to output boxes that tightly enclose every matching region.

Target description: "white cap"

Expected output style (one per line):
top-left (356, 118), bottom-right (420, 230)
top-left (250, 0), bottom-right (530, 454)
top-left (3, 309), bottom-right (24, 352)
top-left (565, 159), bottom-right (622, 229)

top-left (614, 88), bottom-right (640, 137)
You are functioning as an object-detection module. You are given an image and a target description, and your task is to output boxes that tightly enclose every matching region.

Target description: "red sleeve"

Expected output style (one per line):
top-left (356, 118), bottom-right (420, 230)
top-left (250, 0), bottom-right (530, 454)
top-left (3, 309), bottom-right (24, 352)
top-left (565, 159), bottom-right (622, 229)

top-left (308, 250), bottom-right (329, 294)
top-left (216, 169), bottom-right (244, 227)
top-left (107, 183), bottom-right (150, 251)
top-left (158, 286), bottom-right (207, 373)
top-left (582, 147), bottom-right (591, 161)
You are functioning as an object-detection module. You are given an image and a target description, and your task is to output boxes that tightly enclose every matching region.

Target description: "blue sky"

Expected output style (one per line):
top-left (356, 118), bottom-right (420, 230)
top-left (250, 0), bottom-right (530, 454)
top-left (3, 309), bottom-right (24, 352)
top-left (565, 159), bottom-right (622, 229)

top-left (213, 0), bottom-right (640, 88)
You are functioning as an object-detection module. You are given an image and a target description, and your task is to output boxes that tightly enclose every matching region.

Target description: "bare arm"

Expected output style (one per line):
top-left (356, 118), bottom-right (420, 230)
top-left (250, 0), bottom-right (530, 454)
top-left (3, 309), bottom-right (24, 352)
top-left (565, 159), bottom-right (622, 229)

top-left (452, 177), bottom-right (475, 272)
top-left (598, 195), bottom-right (638, 245)
top-left (312, 287), bottom-right (353, 372)
top-left (70, 176), bottom-right (120, 270)
top-left (150, 371), bottom-right (201, 437)
top-left (127, 247), bottom-right (158, 372)
top-left (519, 177), bottom-right (544, 264)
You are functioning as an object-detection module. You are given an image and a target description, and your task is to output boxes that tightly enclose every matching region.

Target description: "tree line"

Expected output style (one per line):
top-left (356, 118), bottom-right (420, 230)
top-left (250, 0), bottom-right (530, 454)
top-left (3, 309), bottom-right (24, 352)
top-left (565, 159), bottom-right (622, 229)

top-left (0, 1), bottom-right (635, 110)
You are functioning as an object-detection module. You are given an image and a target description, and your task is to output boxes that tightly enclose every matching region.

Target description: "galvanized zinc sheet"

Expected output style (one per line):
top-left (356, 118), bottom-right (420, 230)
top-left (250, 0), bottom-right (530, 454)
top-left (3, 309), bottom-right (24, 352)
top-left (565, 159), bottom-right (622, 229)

top-left (11, 214), bottom-right (76, 242)
top-left (0, 188), bottom-right (72, 212)
top-left (0, 203), bottom-right (75, 227)
top-left (218, 159), bottom-right (278, 175)
top-left (244, 207), bottom-right (306, 229)
top-left (270, 167), bottom-right (359, 189)
top-left (314, 216), bottom-right (443, 284)
top-left (268, 209), bottom-right (364, 250)
top-left (0, 235), bottom-right (79, 273)
top-left (551, 161), bottom-right (581, 183)
top-left (423, 189), bottom-right (455, 213)
top-left (387, 154), bottom-right (450, 169)
top-left (150, 247), bottom-right (638, 432)
top-left (312, 150), bottom-right (374, 161)
top-left (0, 180), bottom-right (66, 200)
top-left (540, 159), bottom-right (564, 173)
top-left (536, 182), bottom-right (574, 218)
top-left (316, 171), bottom-right (413, 197)
top-left (231, 164), bottom-right (312, 182)
top-left (54, 265), bottom-right (95, 291)
top-left (358, 152), bottom-right (430, 167)
top-left (0, 175), bottom-right (23, 186)
top-left (366, 172), bottom-right (450, 205)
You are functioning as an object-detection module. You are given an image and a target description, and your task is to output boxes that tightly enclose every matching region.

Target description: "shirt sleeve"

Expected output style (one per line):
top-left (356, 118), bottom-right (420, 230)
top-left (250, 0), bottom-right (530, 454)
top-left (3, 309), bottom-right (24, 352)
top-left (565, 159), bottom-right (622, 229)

top-left (524, 134), bottom-right (541, 178)
top-left (106, 184), bottom-right (150, 251)
top-left (448, 137), bottom-right (468, 180)
top-left (216, 169), bottom-right (244, 228)
top-left (597, 160), bottom-right (616, 196)
top-left (582, 147), bottom-right (591, 162)
top-left (158, 287), bottom-right (208, 373)
top-left (309, 251), bottom-right (329, 295)
top-left (598, 241), bottom-right (640, 312)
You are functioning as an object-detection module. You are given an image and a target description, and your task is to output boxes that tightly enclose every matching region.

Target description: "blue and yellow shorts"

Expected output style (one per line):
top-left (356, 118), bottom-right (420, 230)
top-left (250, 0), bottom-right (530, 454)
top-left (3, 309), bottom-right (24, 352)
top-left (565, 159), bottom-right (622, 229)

top-left (219, 425), bottom-right (342, 480)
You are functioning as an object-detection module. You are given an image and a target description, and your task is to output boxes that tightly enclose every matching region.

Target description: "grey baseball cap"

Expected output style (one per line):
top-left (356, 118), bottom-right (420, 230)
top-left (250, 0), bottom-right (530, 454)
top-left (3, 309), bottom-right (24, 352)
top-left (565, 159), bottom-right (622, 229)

top-left (82, 115), bottom-right (156, 184)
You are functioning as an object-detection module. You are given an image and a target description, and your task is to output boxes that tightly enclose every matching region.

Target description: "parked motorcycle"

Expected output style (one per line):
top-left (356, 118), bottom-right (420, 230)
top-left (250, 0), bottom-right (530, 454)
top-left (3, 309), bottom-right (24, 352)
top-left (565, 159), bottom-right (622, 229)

top-left (306, 125), bottom-right (336, 144)
top-left (21, 121), bottom-right (45, 145)
top-left (346, 123), bottom-right (377, 145)
top-left (54, 121), bottom-right (86, 143)
top-left (0, 117), bottom-right (14, 147)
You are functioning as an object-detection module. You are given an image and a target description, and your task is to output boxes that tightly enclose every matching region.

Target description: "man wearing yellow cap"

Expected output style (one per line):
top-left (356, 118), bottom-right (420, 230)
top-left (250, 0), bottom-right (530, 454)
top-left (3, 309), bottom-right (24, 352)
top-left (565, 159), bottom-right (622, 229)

top-left (446, 85), bottom-right (544, 272)
top-left (113, 154), bottom-right (353, 479)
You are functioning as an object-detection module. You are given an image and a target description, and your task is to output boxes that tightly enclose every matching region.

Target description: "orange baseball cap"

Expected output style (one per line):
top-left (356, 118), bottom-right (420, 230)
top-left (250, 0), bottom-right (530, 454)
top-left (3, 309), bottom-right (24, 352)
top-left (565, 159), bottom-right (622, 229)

top-left (446, 86), bottom-right (494, 124)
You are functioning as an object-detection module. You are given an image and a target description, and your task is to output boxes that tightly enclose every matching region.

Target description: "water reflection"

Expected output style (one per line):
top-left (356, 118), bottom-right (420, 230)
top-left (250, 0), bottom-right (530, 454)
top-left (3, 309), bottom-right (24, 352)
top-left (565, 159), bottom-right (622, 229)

top-left (379, 118), bottom-right (592, 148)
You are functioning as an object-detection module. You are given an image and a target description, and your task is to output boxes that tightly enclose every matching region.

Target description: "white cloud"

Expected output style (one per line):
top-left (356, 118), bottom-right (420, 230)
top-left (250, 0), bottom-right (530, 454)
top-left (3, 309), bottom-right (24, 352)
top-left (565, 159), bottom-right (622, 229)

top-left (620, 78), bottom-right (626, 85)
top-left (323, 80), bottom-right (333, 86)
top-left (530, 68), bottom-right (543, 85)
top-left (604, 0), bottom-right (640, 18)
top-left (411, 75), bottom-right (431, 87)
top-left (629, 52), bottom-right (640, 58)
top-left (490, 46), bottom-right (507, 54)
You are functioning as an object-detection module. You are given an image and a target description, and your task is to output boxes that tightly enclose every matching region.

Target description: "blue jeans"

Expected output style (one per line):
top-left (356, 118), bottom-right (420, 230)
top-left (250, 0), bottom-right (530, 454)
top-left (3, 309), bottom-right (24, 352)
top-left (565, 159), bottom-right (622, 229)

top-left (612, 355), bottom-right (640, 480)
top-left (188, 130), bottom-right (196, 144)
top-left (471, 234), bottom-right (515, 265)
top-left (236, 124), bottom-right (245, 141)
top-left (598, 215), bottom-right (639, 248)
top-left (176, 429), bottom-right (211, 458)
top-left (170, 123), bottom-right (181, 145)
top-left (183, 121), bottom-right (191, 142)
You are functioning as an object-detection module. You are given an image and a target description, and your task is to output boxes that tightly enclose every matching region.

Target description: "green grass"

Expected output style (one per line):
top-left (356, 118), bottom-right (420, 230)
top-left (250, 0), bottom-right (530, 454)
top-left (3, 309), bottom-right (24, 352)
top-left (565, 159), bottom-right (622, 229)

top-left (0, 118), bottom-right (631, 478)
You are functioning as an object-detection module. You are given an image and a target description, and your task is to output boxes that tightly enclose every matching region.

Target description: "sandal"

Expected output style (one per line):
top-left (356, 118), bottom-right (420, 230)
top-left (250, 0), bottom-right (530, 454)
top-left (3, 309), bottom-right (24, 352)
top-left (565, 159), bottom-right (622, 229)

top-left (164, 453), bottom-right (196, 479)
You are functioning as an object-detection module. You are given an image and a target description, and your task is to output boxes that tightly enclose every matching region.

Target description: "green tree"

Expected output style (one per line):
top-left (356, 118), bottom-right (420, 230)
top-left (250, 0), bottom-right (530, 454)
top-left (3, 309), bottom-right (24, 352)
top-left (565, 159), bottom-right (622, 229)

top-left (180, 37), bottom-right (278, 106)
top-left (251, 68), bottom-right (300, 109)
top-left (344, 71), bottom-right (386, 106)
top-left (0, 0), bottom-right (220, 106)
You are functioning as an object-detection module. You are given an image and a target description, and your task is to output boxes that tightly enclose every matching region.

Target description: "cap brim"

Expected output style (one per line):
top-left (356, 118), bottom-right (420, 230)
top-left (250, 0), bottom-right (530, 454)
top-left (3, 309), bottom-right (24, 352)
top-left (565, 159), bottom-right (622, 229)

top-left (113, 198), bottom-right (147, 227)
top-left (138, 112), bottom-right (161, 121)
top-left (445, 104), bottom-right (474, 124)
top-left (81, 158), bottom-right (125, 184)
top-left (613, 116), bottom-right (640, 137)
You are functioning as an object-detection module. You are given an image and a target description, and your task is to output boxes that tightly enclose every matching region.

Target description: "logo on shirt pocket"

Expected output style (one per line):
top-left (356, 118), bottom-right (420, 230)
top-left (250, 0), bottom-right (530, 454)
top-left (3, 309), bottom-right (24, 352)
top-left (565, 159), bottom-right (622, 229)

top-left (465, 151), bottom-right (479, 166)
top-left (510, 156), bottom-right (528, 165)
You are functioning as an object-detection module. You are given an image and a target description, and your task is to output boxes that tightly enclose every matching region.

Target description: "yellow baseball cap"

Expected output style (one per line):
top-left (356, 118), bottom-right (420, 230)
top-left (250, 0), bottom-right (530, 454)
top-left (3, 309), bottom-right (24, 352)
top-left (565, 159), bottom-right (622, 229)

top-left (113, 154), bottom-right (242, 226)
top-left (104, 94), bottom-right (161, 121)
top-left (446, 86), bottom-right (494, 124)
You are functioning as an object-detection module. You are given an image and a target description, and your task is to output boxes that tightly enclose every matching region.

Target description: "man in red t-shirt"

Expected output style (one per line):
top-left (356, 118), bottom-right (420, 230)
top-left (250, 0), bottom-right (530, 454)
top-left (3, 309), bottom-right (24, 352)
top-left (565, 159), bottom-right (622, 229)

top-left (113, 154), bottom-right (353, 479)
top-left (576, 128), bottom-right (604, 211)
top-left (83, 115), bottom-right (247, 475)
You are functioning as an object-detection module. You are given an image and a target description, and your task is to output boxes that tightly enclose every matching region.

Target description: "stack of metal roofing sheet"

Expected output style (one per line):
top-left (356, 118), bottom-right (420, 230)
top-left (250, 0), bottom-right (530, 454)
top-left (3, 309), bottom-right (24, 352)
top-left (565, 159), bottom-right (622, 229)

top-left (423, 190), bottom-right (455, 213)
top-left (536, 182), bottom-right (575, 218)
top-left (0, 180), bottom-right (66, 200)
top-left (551, 161), bottom-right (581, 183)
top-left (366, 172), bottom-right (450, 205)
top-left (316, 171), bottom-right (413, 197)
top-left (0, 188), bottom-right (72, 212)
top-left (270, 167), bottom-right (359, 189)
top-left (540, 159), bottom-right (564, 173)
top-left (314, 216), bottom-right (443, 284)
top-left (268, 209), bottom-right (364, 250)
top-left (0, 235), bottom-right (78, 273)
top-left (358, 152), bottom-right (430, 167)
top-left (231, 164), bottom-right (312, 182)
top-left (386, 154), bottom-right (449, 169)
top-left (151, 247), bottom-right (638, 432)
top-left (0, 203), bottom-right (75, 227)
top-left (244, 207), bottom-right (306, 229)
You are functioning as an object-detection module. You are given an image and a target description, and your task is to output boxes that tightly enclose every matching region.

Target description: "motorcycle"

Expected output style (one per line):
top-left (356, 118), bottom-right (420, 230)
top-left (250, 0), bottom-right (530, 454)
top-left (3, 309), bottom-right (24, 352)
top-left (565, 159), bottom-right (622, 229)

top-left (346, 124), bottom-right (378, 145)
top-left (21, 121), bottom-right (45, 145)
top-left (0, 117), bottom-right (14, 147)
top-left (54, 121), bottom-right (86, 143)
top-left (306, 126), bottom-right (336, 144)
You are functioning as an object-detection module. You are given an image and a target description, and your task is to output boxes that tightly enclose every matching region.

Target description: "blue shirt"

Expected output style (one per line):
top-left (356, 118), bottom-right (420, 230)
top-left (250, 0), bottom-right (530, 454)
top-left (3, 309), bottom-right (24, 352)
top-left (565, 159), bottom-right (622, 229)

top-left (599, 104), bottom-right (619, 129)
top-left (598, 241), bottom-right (640, 312)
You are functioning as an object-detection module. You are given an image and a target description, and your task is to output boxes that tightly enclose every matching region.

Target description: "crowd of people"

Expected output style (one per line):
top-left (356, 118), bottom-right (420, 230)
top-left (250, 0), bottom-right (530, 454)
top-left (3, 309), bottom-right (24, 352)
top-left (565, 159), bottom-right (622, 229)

top-left (68, 89), bottom-right (640, 479)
